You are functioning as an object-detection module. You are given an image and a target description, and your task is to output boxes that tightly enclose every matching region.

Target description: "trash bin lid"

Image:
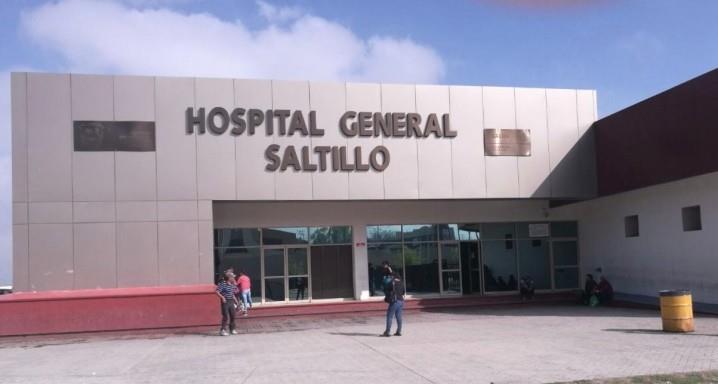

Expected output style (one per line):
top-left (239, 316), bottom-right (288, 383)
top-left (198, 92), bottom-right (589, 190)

top-left (659, 289), bottom-right (691, 297)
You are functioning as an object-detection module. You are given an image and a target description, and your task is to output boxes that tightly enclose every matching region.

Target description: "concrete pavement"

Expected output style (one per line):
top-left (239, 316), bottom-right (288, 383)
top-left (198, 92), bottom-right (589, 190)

top-left (1, 305), bottom-right (717, 384)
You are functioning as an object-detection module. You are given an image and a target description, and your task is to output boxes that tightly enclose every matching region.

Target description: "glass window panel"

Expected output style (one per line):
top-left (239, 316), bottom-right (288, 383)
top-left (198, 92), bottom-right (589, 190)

top-left (624, 215), bottom-right (639, 237)
top-left (264, 249), bottom-right (285, 277)
top-left (481, 223), bottom-right (516, 239)
top-left (367, 243), bottom-right (403, 297)
top-left (309, 226), bottom-right (352, 244)
top-left (442, 271), bottom-right (461, 293)
top-left (682, 206), bottom-right (702, 231)
top-left (458, 224), bottom-right (481, 241)
top-left (288, 248), bottom-right (308, 275)
top-left (403, 224), bottom-right (437, 243)
top-left (262, 227), bottom-right (309, 245)
top-left (554, 267), bottom-right (579, 289)
top-left (483, 240), bottom-right (518, 292)
top-left (288, 276), bottom-right (309, 301)
top-left (264, 278), bottom-right (285, 302)
top-left (517, 239), bottom-right (551, 290)
top-left (438, 224), bottom-right (459, 241)
top-left (550, 221), bottom-right (578, 238)
top-left (441, 243), bottom-right (460, 270)
top-left (553, 241), bottom-right (578, 266)
top-left (367, 225), bottom-right (402, 243)
top-left (214, 228), bottom-right (260, 247)
top-left (404, 243), bottom-right (439, 294)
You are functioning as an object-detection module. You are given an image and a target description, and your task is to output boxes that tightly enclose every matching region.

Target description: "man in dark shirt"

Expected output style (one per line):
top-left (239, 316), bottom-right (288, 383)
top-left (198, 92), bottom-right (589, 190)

top-left (381, 273), bottom-right (405, 337)
top-left (215, 271), bottom-right (239, 336)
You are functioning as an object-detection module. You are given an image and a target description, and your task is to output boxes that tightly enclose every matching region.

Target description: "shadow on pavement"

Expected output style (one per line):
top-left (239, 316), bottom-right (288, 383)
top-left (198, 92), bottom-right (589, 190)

top-left (327, 331), bottom-right (380, 337)
top-left (603, 328), bottom-right (718, 336)
top-left (418, 304), bottom-right (660, 318)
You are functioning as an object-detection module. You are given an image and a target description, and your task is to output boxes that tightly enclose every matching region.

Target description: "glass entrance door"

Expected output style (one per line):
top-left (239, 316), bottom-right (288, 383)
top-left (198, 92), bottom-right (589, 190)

top-left (262, 246), bottom-right (310, 303)
top-left (263, 248), bottom-right (285, 302)
top-left (439, 242), bottom-right (461, 294)
top-left (288, 247), bottom-right (309, 301)
top-left (460, 241), bottom-right (481, 295)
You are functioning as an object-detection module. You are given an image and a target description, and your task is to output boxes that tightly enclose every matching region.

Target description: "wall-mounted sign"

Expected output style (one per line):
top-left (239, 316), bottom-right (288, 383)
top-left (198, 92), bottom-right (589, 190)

top-left (484, 129), bottom-right (531, 156)
top-left (74, 121), bottom-right (156, 152)
top-left (528, 223), bottom-right (550, 238)
top-left (185, 107), bottom-right (457, 172)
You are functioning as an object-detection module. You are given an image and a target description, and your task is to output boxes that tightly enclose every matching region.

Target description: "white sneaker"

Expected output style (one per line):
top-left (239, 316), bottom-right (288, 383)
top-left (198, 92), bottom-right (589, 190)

top-left (230, 329), bottom-right (238, 335)
top-left (220, 330), bottom-right (229, 336)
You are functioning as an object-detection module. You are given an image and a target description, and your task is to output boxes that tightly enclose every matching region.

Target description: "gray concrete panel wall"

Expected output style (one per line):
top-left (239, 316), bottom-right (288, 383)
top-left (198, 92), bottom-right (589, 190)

top-left (27, 73), bottom-right (73, 202)
top-left (382, 83), bottom-right (418, 199)
top-left (235, 79), bottom-right (275, 200)
top-left (10, 72), bottom-right (595, 292)
top-left (309, 81), bottom-right (349, 199)
top-left (11, 73), bottom-right (28, 204)
top-left (416, 85), bottom-right (453, 199)
top-left (449, 86), bottom-right (486, 198)
top-left (195, 78), bottom-right (236, 200)
top-left (516, 88), bottom-right (550, 198)
top-left (346, 83), bottom-right (383, 199)
top-left (547, 89), bottom-right (581, 198)
top-left (483, 87), bottom-right (520, 197)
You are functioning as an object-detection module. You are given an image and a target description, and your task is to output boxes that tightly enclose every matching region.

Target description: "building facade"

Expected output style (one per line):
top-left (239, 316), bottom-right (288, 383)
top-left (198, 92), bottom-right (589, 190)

top-left (556, 68), bottom-right (718, 308)
top-left (10, 72), bottom-right (598, 303)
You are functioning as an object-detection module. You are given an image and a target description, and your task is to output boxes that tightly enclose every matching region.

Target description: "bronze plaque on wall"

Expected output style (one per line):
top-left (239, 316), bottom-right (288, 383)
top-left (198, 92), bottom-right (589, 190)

top-left (484, 129), bottom-right (531, 156)
top-left (74, 121), bottom-right (156, 152)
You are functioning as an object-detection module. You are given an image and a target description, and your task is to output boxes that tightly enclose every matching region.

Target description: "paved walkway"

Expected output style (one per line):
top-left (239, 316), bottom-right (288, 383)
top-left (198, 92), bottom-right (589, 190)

top-left (1, 305), bottom-right (717, 384)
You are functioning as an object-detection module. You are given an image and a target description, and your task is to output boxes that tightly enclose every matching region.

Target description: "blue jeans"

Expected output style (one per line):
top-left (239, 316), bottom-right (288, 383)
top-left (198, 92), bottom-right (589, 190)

top-left (240, 289), bottom-right (252, 309)
top-left (385, 300), bottom-right (404, 334)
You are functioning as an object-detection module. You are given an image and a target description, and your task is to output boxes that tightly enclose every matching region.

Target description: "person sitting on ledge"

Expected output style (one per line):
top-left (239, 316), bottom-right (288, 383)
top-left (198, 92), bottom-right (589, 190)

top-left (519, 275), bottom-right (535, 300)
top-left (582, 274), bottom-right (598, 305)
top-left (595, 276), bottom-right (614, 304)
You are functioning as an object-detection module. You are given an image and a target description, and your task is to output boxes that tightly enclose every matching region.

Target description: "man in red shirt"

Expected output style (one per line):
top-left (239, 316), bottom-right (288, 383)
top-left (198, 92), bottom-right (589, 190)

top-left (237, 271), bottom-right (252, 316)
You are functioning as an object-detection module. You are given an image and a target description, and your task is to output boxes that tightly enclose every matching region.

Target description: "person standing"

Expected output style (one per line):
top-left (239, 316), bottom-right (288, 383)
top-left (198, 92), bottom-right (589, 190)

top-left (237, 271), bottom-right (252, 316)
top-left (216, 271), bottom-right (239, 336)
top-left (381, 272), bottom-right (405, 337)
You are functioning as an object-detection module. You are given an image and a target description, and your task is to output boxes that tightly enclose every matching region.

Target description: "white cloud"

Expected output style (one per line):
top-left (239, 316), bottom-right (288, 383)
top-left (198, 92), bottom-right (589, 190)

top-left (256, 0), bottom-right (303, 24)
top-left (19, 0), bottom-right (445, 83)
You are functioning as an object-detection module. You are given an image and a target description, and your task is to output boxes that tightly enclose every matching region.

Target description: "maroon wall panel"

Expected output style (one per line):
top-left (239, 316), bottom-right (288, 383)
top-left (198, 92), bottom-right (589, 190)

top-left (595, 69), bottom-right (718, 196)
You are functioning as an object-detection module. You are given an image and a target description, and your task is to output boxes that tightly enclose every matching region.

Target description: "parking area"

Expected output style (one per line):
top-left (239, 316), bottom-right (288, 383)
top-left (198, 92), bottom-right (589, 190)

top-left (1, 305), bottom-right (717, 384)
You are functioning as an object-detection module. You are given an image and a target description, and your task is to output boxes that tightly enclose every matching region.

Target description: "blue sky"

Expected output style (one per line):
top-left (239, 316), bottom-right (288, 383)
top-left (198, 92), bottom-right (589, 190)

top-left (0, 0), bottom-right (717, 286)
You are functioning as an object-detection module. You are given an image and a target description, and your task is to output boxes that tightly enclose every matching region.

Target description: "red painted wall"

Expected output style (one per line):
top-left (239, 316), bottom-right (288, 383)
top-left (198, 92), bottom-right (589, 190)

top-left (594, 68), bottom-right (718, 196)
top-left (0, 285), bottom-right (218, 336)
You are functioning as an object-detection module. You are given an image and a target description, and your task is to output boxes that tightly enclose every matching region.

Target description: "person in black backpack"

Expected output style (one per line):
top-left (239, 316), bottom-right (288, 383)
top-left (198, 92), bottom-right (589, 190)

top-left (381, 272), bottom-right (405, 337)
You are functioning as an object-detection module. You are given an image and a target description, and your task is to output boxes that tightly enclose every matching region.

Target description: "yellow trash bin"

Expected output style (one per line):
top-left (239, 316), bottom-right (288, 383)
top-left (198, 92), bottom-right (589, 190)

top-left (659, 290), bottom-right (694, 332)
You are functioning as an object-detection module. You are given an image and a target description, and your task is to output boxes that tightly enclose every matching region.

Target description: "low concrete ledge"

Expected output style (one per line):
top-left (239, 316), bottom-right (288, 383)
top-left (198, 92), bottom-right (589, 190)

top-left (0, 287), bottom-right (574, 337)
